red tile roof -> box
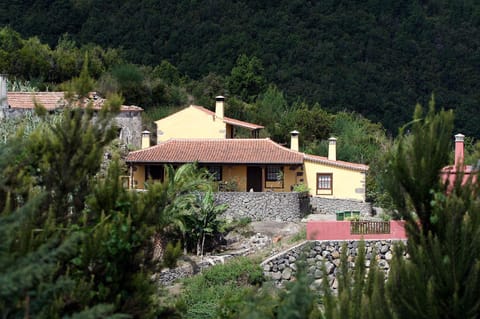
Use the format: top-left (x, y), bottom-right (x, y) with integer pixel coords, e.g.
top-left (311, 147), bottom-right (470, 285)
top-left (304, 154), bottom-right (369, 172)
top-left (126, 138), bottom-right (303, 164)
top-left (7, 92), bottom-right (143, 112)
top-left (7, 92), bottom-right (66, 110)
top-left (191, 105), bottom-right (264, 130)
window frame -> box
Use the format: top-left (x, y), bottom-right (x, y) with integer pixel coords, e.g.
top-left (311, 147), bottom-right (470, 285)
top-left (266, 166), bottom-right (283, 182)
top-left (146, 165), bottom-right (164, 182)
top-left (316, 173), bottom-right (333, 195)
top-left (207, 165), bottom-right (223, 181)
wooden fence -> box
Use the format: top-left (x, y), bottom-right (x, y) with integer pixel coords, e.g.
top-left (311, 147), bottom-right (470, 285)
top-left (350, 221), bottom-right (390, 235)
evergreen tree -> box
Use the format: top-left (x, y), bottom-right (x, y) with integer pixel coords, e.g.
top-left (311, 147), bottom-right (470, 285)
top-left (0, 66), bottom-right (162, 317)
top-left (384, 98), bottom-right (454, 240)
top-left (0, 138), bottom-right (122, 319)
top-left (321, 241), bottom-right (393, 319)
top-left (227, 54), bottom-right (266, 103)
top-left (0, 192), bottom-right (70, 318)
top-left (276, 259), bottom-right (322, 319)
top-left (25, 63), bottom-right (120, 218)
top-left (383, 103), bottom-right (480, 318)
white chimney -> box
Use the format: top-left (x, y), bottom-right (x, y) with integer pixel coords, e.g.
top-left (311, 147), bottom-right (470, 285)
top-left (454, 133), bottom-right (465, 168)
top-left (141, 130), bottom-right (151, 149)
top-left (290, 130), bottom-right (299, 152)
top-left (0, 74), bottom-right (8, 111)
top-left (215, 96), bottom-right (224, 119)
top-left (328, 137), bottom-right (337, 161)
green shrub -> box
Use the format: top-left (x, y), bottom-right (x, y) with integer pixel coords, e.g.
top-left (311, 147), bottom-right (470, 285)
top-left (293, 183), bottom-right (310, 193)
top-left (176, 257), bottom-right (264, 318)
top-left (163, 241), bottom-right (182, 269)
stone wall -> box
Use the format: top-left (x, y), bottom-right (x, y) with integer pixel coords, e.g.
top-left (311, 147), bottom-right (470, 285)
top-left (156, 256), bottom-right (234, 286)
top-left (113, 111), bottom-right (142, 148)
top-left (261, 239), bottom-right (406, 290)
top-left (1, 108), bottom-right (143, 148)
top-left (214, 191), bottom-right (311, 222)
top-left (310, 197), bottom-right (372, 216)
top-left (1, 107), bottom-right (31, 118)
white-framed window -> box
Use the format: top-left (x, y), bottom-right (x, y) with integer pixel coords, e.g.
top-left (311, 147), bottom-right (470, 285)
top-left (317, 173), bottom-right (332, 194)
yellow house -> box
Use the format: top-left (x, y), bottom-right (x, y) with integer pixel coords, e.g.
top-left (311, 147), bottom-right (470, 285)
top-left (303, 138), bottom-right (368, 201)
top-left (127, 98), bottom-right (368, 201)
top-left (126, 138), bottom-right (304, 192)
top-left (155, 96), bottom-right (263, 141)
top-left (127, 136), bottom-right (368, 201)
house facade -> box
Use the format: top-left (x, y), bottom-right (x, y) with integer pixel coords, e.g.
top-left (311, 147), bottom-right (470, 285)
top-left (127, 138), bottom-right (304, 192)
top-left (304, 145), bottom-right (368, 201)
top-left (0, 76), bottom-right (143, 147)
top-left (154, 96), bottom-right (263, 142)
top-left (126, 97), bottom-right (369, 201)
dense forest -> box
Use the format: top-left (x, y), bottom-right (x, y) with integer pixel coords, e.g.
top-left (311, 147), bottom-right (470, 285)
top-left (1, 0), bottom-right (480, 137)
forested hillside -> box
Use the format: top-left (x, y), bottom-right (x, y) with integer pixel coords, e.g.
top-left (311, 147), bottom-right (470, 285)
top-left (1, 0), bottom-right (480, 137)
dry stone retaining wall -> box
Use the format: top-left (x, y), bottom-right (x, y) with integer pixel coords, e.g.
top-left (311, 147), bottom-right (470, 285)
top-left (261, 239), bottom-right (406, 290)
top-left (214, 192), bottom-right (371, 221)
top-left (310, 197), bottom-right (372, 216)
top-left (214, 192), bottom-right (310, 222)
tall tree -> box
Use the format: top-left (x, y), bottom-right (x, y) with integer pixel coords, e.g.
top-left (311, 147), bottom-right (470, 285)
top-left (384, 98), bottom-right (454, 239)
top-left (0, 64), bottom-right (162, 317)
top-left (383, 102), bottom-right (480, 319)
top-left (227, 54), bottom-right (266, 103)
top-left (0, 120), bottom-right (128, 319)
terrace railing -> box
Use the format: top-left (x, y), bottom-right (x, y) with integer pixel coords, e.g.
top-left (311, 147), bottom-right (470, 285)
top-left (350, 220), bottom-right (390, 235)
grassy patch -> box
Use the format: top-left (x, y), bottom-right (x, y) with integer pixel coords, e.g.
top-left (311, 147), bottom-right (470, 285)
top-left (288, 226), bottom-right (306, 244)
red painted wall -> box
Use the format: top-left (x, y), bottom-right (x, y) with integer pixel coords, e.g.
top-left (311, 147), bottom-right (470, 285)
top-left (306, 220), bottom-right (407, 240)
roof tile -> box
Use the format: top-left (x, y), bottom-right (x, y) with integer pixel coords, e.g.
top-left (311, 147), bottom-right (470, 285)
top-left (304, 154), bottom-right (368, 171)
top-left (7, 92), bottom-right (143, 112)
top-left (126, 138), bottom-right (303, 164)
top-left (192, 105), bottom-right (264, 130)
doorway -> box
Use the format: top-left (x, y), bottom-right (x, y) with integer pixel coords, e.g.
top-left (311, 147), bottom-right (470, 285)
top-left (247, 166), bottom-right (263, 192)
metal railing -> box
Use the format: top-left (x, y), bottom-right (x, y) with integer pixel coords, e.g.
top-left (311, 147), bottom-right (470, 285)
top-left (350, 221), bottom-right (390, 234)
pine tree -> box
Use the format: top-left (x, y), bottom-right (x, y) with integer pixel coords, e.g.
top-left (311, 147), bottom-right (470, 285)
top-left (321, 241), bottom-right (393, 319)
top-left (0, 64), bottom-right (160, 317)
top-left (384, 98), bottom-right (454, 241)
top-left (0, 140), bottom-right (120, 319)
top-left (383, 102), bottom-right (480, 318)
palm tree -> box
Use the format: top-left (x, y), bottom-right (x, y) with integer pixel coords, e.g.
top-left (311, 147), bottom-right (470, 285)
top-left (141, 163), bottom-right (214, 261)
top-left (190, 190), bottom-right (228, 256)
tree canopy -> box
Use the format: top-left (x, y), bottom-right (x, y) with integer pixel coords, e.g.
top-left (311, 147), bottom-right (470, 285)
top-left (2, 0), bottom-right (479, 137)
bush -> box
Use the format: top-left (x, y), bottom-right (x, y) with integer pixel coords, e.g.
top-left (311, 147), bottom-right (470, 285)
top-left (163, 241), bottom-right (182, 269)
top-left (293, 183), bottom-right (310, 193)
top-left (176, 257), bottom-right (264, 318)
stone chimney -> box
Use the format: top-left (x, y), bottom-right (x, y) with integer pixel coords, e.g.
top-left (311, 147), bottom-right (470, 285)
top-left (141, 130), bottom-right (151, 149)
top-left (0, 74), bottom-right (8, 115)
top-left (215, 96), bottom-right (224, 119)
top-left (290, 130), bottom-right (299, 152)
top-left (328, 137), bottom-right (337, 161)
top-left (454, 133), bottom-right (465, 168)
